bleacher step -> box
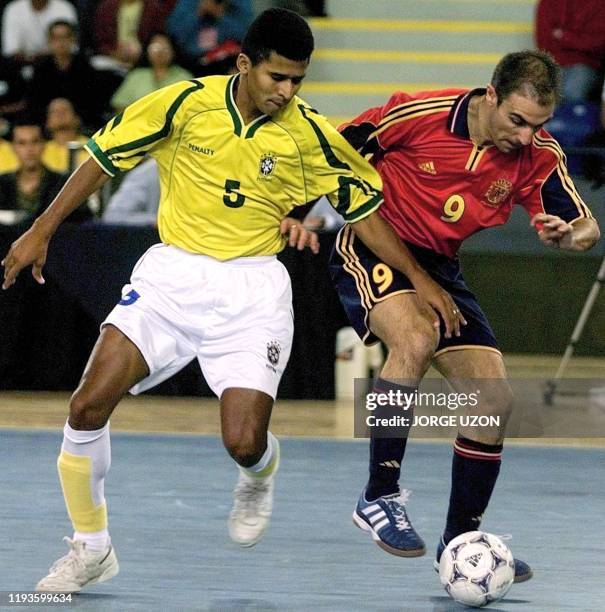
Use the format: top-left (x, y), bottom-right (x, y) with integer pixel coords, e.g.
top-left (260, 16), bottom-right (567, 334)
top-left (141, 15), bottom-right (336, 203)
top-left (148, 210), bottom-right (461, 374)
top-left (325, 0), bottom-right (536, 22)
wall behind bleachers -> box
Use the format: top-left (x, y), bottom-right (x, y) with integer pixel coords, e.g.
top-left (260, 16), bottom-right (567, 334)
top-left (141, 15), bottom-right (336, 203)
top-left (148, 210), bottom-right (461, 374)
top-left (304, 0), bottom-right (537, 123)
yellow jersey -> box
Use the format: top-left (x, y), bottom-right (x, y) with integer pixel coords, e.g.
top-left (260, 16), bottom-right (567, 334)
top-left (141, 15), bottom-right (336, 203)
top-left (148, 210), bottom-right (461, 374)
top-left (86, 75), bottom-right (383, 260)
top-left (0, 139), bottom-right (19, 174)
top-left (43, 137), bottom-right (89, 174)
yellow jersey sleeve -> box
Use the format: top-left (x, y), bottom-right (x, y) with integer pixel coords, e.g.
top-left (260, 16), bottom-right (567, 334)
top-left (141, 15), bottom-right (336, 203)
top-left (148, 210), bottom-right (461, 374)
top-left (297, 104), bottom-right (383, 222)
top-left (85, 79), bottom-right (204, 176)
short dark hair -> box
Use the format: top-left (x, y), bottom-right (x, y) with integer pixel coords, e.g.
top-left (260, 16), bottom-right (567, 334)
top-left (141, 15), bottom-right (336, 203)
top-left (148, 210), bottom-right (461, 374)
top-left (491, 50), bottom-right (561, 106)
top-left (48, 19), bottom-right (77, 37)
top-left (241, 8), bottom-right (314, 65)
top-left (9, 115), bottom-right (43, 140)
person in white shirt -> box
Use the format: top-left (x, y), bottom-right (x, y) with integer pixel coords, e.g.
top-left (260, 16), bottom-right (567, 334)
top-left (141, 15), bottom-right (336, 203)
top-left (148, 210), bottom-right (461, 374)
top-left (1, 0), bottom-right (77, 63)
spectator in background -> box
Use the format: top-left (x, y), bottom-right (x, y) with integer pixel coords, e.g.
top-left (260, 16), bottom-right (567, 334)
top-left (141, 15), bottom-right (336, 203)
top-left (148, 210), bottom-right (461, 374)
top-left (1, 0), bottom-right (77, 64)
top-left (110, 32), bottom-right (192, 111)
top-left (102, 157), bottom-right (159, 225)
top-left (28, 20), bottom-right (105, 128)
top-left (0, 55), bottom-right (28, 126)
top-left (166, 0), bottom-right (252, 73)
top-left (0, 119), bottom-right (90, 223)
top-left (535, 0), bottom-right (605, 103)
top-left (42, 98), bottom-right (88, 173)
top-left (92, 0), bottom-right (168, 69)
top-left (0, 137), bottom-right (20, 173)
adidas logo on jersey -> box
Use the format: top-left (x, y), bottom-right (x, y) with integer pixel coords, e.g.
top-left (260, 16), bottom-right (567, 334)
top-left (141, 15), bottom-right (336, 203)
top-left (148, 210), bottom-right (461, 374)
top-left (418, 161), bottom-right (436, 175)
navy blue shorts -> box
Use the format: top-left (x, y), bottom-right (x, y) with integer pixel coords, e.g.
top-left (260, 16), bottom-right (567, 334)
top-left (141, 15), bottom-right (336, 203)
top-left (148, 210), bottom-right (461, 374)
top-left (329, 225), bottom-right (499, 356)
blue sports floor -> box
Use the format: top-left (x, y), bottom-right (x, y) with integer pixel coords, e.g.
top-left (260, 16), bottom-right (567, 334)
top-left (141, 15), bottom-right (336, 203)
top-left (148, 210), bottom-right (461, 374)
top-left (0, 430), bottom-right (603, 611)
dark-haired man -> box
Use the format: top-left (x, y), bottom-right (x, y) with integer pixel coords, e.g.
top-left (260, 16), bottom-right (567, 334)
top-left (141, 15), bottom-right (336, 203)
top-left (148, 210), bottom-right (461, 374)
top-left (28, 20), bottom-right (104, 128)
top-left (0, 119), bottom-right (89, 223)
top-left (331, 50), bottom-right (599, 580)
top-left (2, 8), bottom-right (460, 592)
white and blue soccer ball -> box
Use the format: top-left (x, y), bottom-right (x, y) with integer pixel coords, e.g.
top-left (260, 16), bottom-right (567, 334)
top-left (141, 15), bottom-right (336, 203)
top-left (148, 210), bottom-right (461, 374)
top-left (439, 531), bottom-right (515, 608)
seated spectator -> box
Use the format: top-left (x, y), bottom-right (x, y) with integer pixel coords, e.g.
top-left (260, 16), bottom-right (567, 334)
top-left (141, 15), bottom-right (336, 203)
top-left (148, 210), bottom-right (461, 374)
top-left (166, 0), bottom-right (252, 72)
top-left (102, 157), bottom-right (159, 225)
top-left (110, 32), bottom-right (192, 111)
top-left (92, 0), bottom-right (168, 69)
top-left (0, 118), bottom-right (90, 224)
top-left (1, 0), bottom-right (77, 64)
top-left (0, 137), bottom-right (20, 173)
top-left (42, 98), bottom-right (89, 173)
top-left (27, 20), bottom-right (106, 128)
top-left (535, 0), bottom-right (605, 103)
top-left (0, 55), bottom-right (28, 126)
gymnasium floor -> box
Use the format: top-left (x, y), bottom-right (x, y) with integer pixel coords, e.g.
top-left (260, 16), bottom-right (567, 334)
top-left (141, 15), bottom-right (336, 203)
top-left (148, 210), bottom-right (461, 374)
top-left (0, 355), bottom-right (604, 611)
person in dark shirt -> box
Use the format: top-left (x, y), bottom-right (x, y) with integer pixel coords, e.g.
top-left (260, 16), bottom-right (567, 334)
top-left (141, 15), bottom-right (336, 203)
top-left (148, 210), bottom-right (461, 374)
top-left (0, 55), bottom-right (27, 127)
top-left (0, 119), bottom-right (90, 223)
top-left (27, 20), bottom-right (106, 129)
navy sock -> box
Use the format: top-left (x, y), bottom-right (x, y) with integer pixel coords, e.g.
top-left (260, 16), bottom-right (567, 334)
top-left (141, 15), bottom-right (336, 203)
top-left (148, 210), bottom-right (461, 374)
top-left (365, 379), bottom-right (415, 501)
top-left (443, 435), bottom-right (503, 543)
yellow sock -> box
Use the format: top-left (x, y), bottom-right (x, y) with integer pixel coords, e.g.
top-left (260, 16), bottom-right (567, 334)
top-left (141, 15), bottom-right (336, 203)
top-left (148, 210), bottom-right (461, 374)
top-left (57, 450), bottom-right (108, 533)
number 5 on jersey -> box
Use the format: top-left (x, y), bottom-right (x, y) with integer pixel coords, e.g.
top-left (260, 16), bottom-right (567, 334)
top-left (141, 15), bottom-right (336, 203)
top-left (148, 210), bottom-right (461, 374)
top-left (223, 179), bottom-right (246, 208)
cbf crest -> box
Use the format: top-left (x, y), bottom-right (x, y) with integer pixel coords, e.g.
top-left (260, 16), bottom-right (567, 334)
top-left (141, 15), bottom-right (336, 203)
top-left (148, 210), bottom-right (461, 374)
top-left (259, 153), bottom-right (277, 179)
top-left (483, 178), bottom-right (513, 208)
top-left (267, 341), bottom-right (281, 366)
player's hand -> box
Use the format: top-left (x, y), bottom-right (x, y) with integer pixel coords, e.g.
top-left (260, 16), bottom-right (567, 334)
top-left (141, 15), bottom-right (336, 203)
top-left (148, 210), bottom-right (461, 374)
top-left (531, 213), bottom-right (574, 249)
top-left (412, 273), bottom-right (466, 338)
top-left (1, 225), bottom-right (50, 290)
top-left (280, 217), bottom-right (320, 254)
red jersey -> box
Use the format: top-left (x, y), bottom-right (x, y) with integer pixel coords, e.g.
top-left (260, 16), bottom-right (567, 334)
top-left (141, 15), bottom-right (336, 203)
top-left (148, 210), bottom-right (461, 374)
top-left (340, 88), bottom-right (593, 258)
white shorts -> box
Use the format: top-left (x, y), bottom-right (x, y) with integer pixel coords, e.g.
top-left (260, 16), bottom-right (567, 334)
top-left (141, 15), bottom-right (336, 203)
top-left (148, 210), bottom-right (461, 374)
top-left (102, 244), bottom-right (294, 399)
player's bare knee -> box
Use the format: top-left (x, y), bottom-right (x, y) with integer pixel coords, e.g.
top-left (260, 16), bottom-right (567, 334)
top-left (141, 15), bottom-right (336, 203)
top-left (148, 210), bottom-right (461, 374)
top-left (461, 393), bottom-right (514, 445)
top-left (68, 392), bottom-right (111, 431)
top-left (480, 383), bottom-right (514, 421)
top-left (385, 326), bottom-right (438, 373)
top-left (222, 432), bottom-right (264, 468)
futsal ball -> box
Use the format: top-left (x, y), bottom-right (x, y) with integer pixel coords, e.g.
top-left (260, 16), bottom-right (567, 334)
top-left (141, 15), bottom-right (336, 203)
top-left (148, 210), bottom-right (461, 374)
top-left (439, 531), bottom-right (515, 608)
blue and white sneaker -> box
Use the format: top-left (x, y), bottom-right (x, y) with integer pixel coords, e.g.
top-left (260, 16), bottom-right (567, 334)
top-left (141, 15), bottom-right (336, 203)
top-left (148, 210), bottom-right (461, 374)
top-left (434, 535), bottom-right (533, 583)
top-left (352, 489), bottom-right (426, 557)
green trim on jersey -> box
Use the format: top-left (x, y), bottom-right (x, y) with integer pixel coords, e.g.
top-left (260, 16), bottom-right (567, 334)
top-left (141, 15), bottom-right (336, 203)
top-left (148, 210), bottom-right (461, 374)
top-left (344, 193), bottom-right (383, 221)
top-left (111, 112), bottom-right (124, 130)
top-left (226, 75), bottom-right (242, 137)
top-left (245, 115), bottom-right (272, 139)
top-left (299, 103), bottom-right (381, 219)
top-left (85, 138), bottom-right (117, 176)
top-left (299, 105), bottom-right (349, 170)
top-left (225, 75), bottom-right (272, 139)
top-left (105, 80), bottom-right (204, 156)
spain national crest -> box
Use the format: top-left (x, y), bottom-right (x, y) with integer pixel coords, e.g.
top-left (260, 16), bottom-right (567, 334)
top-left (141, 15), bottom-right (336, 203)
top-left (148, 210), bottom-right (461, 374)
top-left (483, 178), bottom-right (513, 208)
top-left (267, 341), bottom-right (281, 366)
top-left (259, 153), bottom-right (277, 178)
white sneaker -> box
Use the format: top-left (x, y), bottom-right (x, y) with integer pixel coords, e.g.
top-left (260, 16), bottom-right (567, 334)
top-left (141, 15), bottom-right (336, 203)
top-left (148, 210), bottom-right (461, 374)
top-left (36, 537), bottom-right (119, 593)
top-left (228, 444), bottom-right (280, 547)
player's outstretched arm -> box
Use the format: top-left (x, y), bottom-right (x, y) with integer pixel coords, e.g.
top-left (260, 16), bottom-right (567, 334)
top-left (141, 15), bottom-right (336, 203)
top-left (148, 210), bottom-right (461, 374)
top-left (531, 214), bottom-right (600, 251)
top-left (351, 211), bottom-right (466, 338)
top-left (1, 158), bottom-right (109, 290)
top-left (280, 217), bottom-right (320, 254)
